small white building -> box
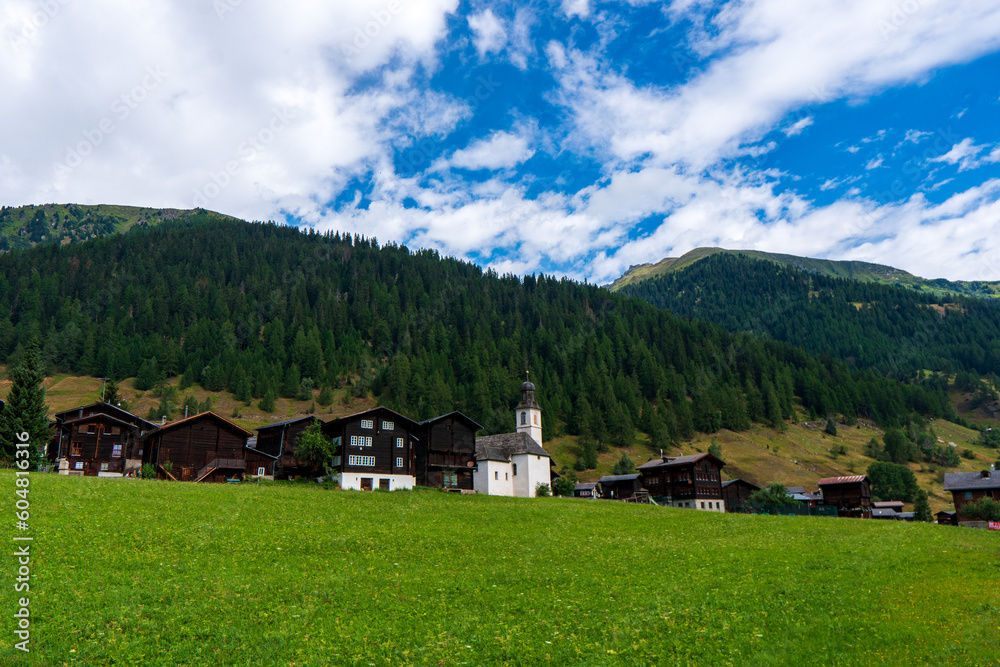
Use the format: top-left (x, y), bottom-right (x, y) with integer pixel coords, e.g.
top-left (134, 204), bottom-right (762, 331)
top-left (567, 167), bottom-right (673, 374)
top-left (474, 380), bottom-right (552, 497)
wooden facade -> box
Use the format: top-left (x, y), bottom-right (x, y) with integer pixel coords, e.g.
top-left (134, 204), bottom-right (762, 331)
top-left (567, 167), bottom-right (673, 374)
top-left (597, 474), bottom-right (643, 500)
top-left (817, 475), bottom-right (872, 518)
top-left (321, 407), bottom-right (418, 488)
top-left (49, 402), bottom-right (156, 476)
top-left (142, 412), bottom-right (251, 482)
top-left (637, 453), bottom-right (725, 510)
top-left (721, 479), bottom-right (760, 512)
top-left (251, 416), bottom-right (325, 479)
top-left (417, 412), bottom-right (480, 490)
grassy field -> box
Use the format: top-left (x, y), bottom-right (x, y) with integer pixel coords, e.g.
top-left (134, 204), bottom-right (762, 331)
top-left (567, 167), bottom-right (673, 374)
top-left (1, 472), bottom-right (998, 666)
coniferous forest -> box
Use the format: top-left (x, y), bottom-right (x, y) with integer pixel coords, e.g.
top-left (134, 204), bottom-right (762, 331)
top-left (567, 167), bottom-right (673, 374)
top-left (620, 252), bottom-right (1000, 381)
top-left (0, 216), bottom-right (958, 452)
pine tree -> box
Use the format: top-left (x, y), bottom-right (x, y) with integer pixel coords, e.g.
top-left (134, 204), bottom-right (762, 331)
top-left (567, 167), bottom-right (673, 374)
top-left (259, 388), bottom-right (276, 413)
top-left (913, 489), bottom-right (932, 522)
top-left (0, 340), bottom-right (51, 468)
top-left (317, 384), bottom-right (334, 407)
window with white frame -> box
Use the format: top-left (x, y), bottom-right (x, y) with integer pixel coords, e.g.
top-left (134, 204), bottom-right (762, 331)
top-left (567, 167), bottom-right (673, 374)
top-left (258, 467), bottom-right (266, 476)
top-left (382, 421), bottom-right (394, 430)
top-left (396, 437), bottom-right (404, 448)
top-left (350, 435), bottom-right (372, 447)
top-left (100, 462), bottom-right (109, 471)
top-left (75, 461), bottom-right (84, 470)
top-left (111, 444), bottom-right (123, 457)
top-left (396, 457), bottom-right (403, 468)
top-left (360, 419), bottom-right (374, 429)
top-left (348, 455), bottom-right (375, 467)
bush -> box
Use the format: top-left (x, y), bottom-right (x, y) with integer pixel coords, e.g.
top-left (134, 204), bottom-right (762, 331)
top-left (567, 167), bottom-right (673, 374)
top-left (535, 483), bottom-right (551, 497)
top-left (961, 448), bottom-right (976, 460)
top-left (961, 497), bottom-right (1000, 521)
top-left (830, 443), bottom-right (848, 459)
top-left (140, 463), bottom-right (156, 479)
top-left (552, 477), bottom-right (576, 497)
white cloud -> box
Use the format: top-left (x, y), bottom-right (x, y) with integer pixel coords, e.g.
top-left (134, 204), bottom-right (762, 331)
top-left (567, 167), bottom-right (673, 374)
top-left (902, 129), bottom-right (932, 144)
top-left (446, 131), bottom-right (535, 171)
top-left (930, 137), bottom-right (1000, 171)
top-left (865, 156), bottom-right (884, 170)
top-left (782, 116), bottom-right (814, 136)
top-left (468, 9), bottom-right (506, 57)
top-left (562, 0), bottom-right (590, 18)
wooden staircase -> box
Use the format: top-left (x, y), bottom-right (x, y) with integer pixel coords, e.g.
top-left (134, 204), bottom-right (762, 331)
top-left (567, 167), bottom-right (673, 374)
top-left (195, 458), bottom-right (245, 483)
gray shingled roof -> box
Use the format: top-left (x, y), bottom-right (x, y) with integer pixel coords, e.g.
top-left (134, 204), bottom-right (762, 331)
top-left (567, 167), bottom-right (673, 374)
top-left (943, 471), bottom-right (1000, 491)
top-left (637, 453), bottom-right (715, 470)
top-left (575, 482), bottom-right (598, 491)
top-left (475, 432), bottom-right (551, 462)
top-left (598, 474), bottom-right (641, 483)
top-left (257, 416), bottom-right (322, 431)
top-left (871, 508), bottom-right (899, 518)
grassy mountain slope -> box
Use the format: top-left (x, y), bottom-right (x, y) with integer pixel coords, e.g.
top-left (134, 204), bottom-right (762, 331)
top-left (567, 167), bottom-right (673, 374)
top-left (0, 203), bottom-right (238, 252)
top-left (5, 471), bottom-right (998, 665)
top-left (608, 247), bottom-right (1000, 299)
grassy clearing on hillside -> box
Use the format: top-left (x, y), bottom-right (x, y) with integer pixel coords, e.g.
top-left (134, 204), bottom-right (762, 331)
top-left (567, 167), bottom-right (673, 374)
top-left (2, 473), bottom-right (998, 666)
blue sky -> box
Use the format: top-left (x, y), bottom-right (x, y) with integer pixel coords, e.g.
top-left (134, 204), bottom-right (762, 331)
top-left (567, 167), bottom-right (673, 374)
top-left (2, 0), bottom-right (999, 283)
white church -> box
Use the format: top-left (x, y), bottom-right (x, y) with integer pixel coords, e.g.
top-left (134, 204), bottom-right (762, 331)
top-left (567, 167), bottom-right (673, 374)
top-left (473, 378), bottom-right (553, 497)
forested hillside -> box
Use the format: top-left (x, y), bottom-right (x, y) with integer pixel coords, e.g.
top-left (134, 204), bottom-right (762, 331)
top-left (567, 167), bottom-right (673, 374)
top-left (620, 252), bottom-right (1000, 385)
top-left (0, 217), bottom-right (957, 463)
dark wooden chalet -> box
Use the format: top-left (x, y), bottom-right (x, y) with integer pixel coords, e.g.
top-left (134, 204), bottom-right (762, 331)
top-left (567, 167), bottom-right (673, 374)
top-left (721, 479), bottom-right (760, 512)
top-left (936, 510), bottom-right (957, 526)
top-left (48, 402), bottom-right (156, 476)
top-left (417, 412), bottom-right (481, 490)
top-left (321, 407), bottom-right (419, 491)
top-left (574, 482), bottom-right (599, 498)
top-left (597, 474), bottom-right (643, 500)
top-left (141, 412), bottom-right (252, 482)
top-left (943, 469), bottom-right (1000, 523)
top-left (872, 500), bottom-right (905, 513)
top-left (249, 416), bottom-right (325, 479)
top-left (816, 475), bottom-right (872, 518)
top-left (637, 453), bottom-right (726, 510)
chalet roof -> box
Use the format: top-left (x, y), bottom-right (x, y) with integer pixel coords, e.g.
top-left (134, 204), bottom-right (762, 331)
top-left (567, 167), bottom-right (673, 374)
top-left (871, 508), bottom-right (899, 519)
top-left (936, 510), bottom-right (956, 517)
top-left (61, 412), bottom-right (139, 429)
top-left (575, 482), bottom-right (598, 491)
top-left (256, 415), bottom-right (323, 432)
top-left (817, 475), bottom-right (867, 486)
top-left (943, 471), bottom-right (1000, 491)
top-left (420, 411), bottom-right (484, 432)
top-left (789, 493), bottom-right (814, 502)
top-left (475, 432), bottom-right (551, 462)
top-left (141, 411), bottom-right (252, 439)
top-left (785, 486), bottom-right (806, 494)
top-left (54, 402), bottom-right (156, 429)
top-left (721, 479), bottom-right (760, 490)
top-left (598, 474), bottom-right (641, 483)
top-left (873, 501), bottom-right (905, 509)
top-left (322, 406), bottom-right (419, 431)
top-left (637, 452), bottom-right (725, 470)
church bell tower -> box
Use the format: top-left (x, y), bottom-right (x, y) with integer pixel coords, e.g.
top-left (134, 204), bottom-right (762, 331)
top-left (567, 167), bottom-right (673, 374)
top-left (515, 373), bottom-right (542, 445)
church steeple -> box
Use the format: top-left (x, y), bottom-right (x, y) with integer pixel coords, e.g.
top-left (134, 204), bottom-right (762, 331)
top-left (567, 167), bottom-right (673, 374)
top-left (515, 371), bottom-right (542, 445)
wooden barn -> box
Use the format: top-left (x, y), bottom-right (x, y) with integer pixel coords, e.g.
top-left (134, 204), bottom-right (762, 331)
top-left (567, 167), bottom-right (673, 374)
top-left (141, 412), bottom-right (252, 482)
top-left (574, 482), bottom-right (599, 498)
top-left (48, 402), bottom-right (156, 477)
top-left (637, 453), bottom-right (726, 512)
top-left (936, 510), bottom-right (957, 526)
top-left (321, 407), bottom-right (419, 491)
top-left (249, 416), bottom-right (326, 480)
top-left (943, 470), bottom-right (999, 523)
top-left (417, 412), bottom-right (481, 490)
top-left (721, 479), bottom-right (760, 512)
top-left (817, 475), bottom-right (872, 518)
top-left (597, 474), bottom-right (643, 500)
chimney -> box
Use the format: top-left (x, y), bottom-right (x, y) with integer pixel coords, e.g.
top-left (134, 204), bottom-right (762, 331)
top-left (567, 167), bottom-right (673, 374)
top-left (161, 416), bottom-right (166, 426)
top-left (982, 470), bottom-right (991, 478)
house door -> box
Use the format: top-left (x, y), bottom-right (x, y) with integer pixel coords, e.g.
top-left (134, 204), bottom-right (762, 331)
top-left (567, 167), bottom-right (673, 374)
top-left (360, 478), bottom-right (373, 491)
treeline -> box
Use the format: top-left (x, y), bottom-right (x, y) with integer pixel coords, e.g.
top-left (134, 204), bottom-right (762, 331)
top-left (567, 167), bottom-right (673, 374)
top-left (0, 217), bottom-right (956, 454)
top-left (620, 252), bottom-right (1000, 380)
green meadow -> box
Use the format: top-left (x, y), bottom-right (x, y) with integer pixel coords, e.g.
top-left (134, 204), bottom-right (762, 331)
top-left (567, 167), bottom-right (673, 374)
top-left (2, 472), bottom-right (998, 666)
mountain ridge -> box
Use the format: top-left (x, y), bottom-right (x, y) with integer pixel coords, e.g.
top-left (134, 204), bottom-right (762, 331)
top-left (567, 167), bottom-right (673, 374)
top-left (608, 247), bottom-right (1000, 299)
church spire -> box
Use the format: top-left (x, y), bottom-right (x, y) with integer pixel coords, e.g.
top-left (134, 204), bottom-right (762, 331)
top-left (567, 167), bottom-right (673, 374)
top-left (515, 372), bottom-right (542, 445)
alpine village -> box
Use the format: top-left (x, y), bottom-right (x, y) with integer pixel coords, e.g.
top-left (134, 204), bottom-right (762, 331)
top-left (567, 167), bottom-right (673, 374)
top-left (4, 205), bottom-right (999, 528)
